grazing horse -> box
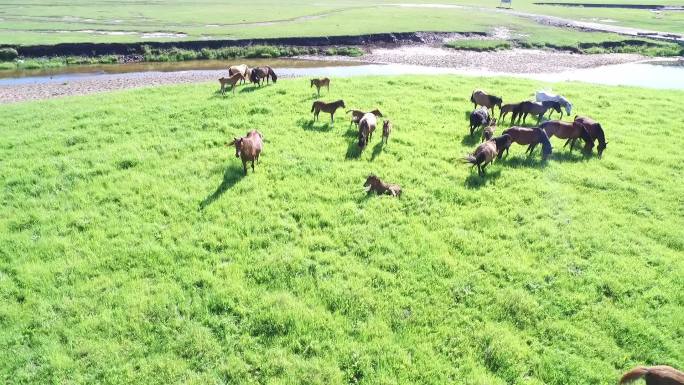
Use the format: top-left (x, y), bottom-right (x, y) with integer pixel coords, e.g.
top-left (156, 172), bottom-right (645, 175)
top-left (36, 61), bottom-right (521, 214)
top-left (540, 120), bottom-right (593, 154)
top-left (499, 103), bottom-right (520, 122)
top-left (226, 130), bottom-right (263, 175)
top-left (471, 89), bottom-right (503, 114)
top-left (574, 115), bottom-right (607, 158)
top-left (500, 126), bottom-right (553, 160)
top-left (358, 112), bottom-right (377, 148)
top-left (347, 108), bottom-right (383, 128)
top-left (310, 77), bottom-right (330, 96)
top-left (250, 66), bottom-right (277, 86)
top-left (311, 99), bottom-right (346, 124)
top-left (542, 101), bottom-right (563, 119)
top-left (482, 118), bottom-right (497, 142)
top-left (218, 73), bottom-right (244, 95)
top-left (364, 175), bottom-right (402, 197)
top-left (512, 101), bottom-right (557, 125)
top-left (536, 90), bottom-right (572, 116)
top-left (464, 134), bottom-right (512, 176)
top-left (228, 64), bottom-right (249, 84)
top-left (382, 120), bottom-right (392, 144)
top-left (469, 106), bottom-right (491, 137)
top-left (620, 366), bottom-right (684, 385)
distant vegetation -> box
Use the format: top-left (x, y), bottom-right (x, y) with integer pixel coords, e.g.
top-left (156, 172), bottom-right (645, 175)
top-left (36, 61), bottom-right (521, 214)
top-left (445, 39), bottom-right (512, 52)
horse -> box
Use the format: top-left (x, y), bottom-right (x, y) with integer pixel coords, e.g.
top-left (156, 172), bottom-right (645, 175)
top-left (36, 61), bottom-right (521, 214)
top-left (498, 103), bottom-right (520, 122)
top-left (536, 90), bottom-right (572, 116)
top-left (482, 118), bottom-right (497, 142)
top-left (382, 120), bottom-right (392, 144)
top-left (500, 126), bottom-right (553, 160)
top-left (310, 77), bottom-right (330, 97)
top-left (364, 175), bottom-right (402, 197)
top-left (469, 106), bottom-right (491, 137)
top-left (620, 366), bottom-right (684, 385)
top-left (250, 66), bottom-right (277, 86)
top-left (218, 73), bottom-right (244, 95)
top-left (464, 134), bottom-right (511, 176)
top-left (226, 130), bottom-right (263, 175)
top-left (311, 99), bottom-right (346, 124)
top-left (542, 100), bottom-right (563, 119)
top-left (358, 112), bottom-right (377, 148)
top-left (228, 64), bottom-right (249, 84)
top-left (512, 101), bottom-right (558, 125)
top-left (471, 90), bottom-right (503, 114)
top-left (347, 109), bottom-right (383, 128)
top-left (574, 115), bottom-right (607, 158)
top-left (540, 120), bottom-right (593, 154)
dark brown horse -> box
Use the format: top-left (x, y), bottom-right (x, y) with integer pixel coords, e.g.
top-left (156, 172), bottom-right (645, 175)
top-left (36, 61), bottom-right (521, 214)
top-left (540, 120), bottom-right (593, 154)
top-left (464, 134), bottom-right (511, 176)
top-left (226, 130), bottom-right (263, 175)
top-left (498, 103), bottom-right (520, 122)
top-left (250, 66), bottom-right (277, 86)
top-left (500, 126), bottom-right (553, 160)
top-left (311, 99), bottom-right (346, 123)
top-left (310, 77), bottom-right (330, 96)
top-left (574, 115), bottom-right (607, 158)
top-left (512, 101), bottom-right (560, 125)
top-left (620, 366), bottom-right (684, 385)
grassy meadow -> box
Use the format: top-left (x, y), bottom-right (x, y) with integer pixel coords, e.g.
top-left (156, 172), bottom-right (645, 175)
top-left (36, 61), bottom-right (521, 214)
top-left (0, 0), bottom-right (682, 45)
top-left (1, 75), bottom-right (684, 385)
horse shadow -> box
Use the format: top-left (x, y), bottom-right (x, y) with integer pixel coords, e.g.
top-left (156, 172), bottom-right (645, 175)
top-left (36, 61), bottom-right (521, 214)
top-left (199, 165), bottom-right (244, 210)
top-left (239, 85), bottom-right (263, 93)
top-left (461, 134), bottom-right (481, 147)
top-left (463, 111), bottom-right (471, 121)
top-left (370, 141), bottom-right (383, 161)
top-left (343, 126), bottom-right (358, 138)
top-left (549, 150), bottom-right (590, 163)
top-left (345, 140), bottom-right (362, 159)
top-left (499, 155), bottom-right (548, 169)
top-left (298, 118), bottom-right (333, 132)
top-left (464, 168), bottom-right (502, 189)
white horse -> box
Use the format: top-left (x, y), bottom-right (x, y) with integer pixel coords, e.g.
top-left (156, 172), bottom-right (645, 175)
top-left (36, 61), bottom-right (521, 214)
top-left (229, 64), bottom-right (249, 85)
top-left (536, 90), bottom-right (572, 116)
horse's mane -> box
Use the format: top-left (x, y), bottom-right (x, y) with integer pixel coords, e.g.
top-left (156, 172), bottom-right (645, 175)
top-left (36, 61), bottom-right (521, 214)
top-left (594, 123), bottom-right (606, 147)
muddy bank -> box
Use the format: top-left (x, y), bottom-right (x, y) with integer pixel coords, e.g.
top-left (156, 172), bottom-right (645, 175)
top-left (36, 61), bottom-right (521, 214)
top-left (2, 31), bottom-right (482, 58)
top-left (533, 3), bottom-right (684, 10)
top-left (307, 46), bottom-right (647, 73)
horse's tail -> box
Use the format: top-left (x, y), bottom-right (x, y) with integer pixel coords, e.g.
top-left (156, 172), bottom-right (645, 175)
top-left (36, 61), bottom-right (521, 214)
top-left (619, 367), bottom-right (649, 385)
top-left (311, 102), bottom-right (317, 113)
top-left (463, 152), bottom-right (485, 166)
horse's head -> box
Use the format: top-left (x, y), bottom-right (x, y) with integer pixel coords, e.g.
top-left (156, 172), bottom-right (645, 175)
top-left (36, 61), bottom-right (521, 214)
top-left (489, 118), bottom-right (497, 127)
top-left (364, 175), bottom-right (379, 190)
top-left (371, 109), bottom-right (383, 118)
top-left (563, 99), bottom-right (572, 115)
top-left (226, 137), bottom-right (243, 158)
top-left (597, 141), bottom-right (607, 158)
top-left (492, 96), bottom-right (503, 109)
top-left (271, 71), bottom-right (277, 83)
top-left (493, 134), bottom-right (512, 152)
top-left (310, 79), bottom-right (314, 87)
top-left (339, 100), bottom-right (346, 109)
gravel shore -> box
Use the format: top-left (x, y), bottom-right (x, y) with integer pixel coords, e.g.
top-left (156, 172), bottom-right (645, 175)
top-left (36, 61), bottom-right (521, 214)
top-left (0, 47), bottom-right (649, 104)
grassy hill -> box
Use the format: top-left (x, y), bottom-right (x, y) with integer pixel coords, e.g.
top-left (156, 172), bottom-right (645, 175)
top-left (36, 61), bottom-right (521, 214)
top-left (1, 75), bottom-right (683, 385)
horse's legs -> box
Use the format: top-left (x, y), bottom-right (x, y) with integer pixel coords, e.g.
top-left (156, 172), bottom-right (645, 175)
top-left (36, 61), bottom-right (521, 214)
top-left (252, 160), bottom-right (255, 172)
top-left (330, 113), bottom-right (334, 124)
top-left (569, 138), bottom-right (577, 152)
top-left (563, 138), bottom-right (571, 148)
top-left (242, 160), bottom-right (248, 175)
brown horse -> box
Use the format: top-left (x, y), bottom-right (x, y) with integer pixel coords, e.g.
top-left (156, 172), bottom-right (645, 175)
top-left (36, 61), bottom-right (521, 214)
top-left (498, 103), bottom-right (520, 122)
top-left (382, 120), bottom-right (392, 144)
top-left (574, 115), bottom-right (607, 158)
top-left (226, 130), bottom-right (263, 175)
top-left (471, 89), bottom-right (503, 114)
top-left (228, 64), bottom-right (249, 84)
top-left (310, 77), bottom-right (330, 96)
top-left (540, 120), bottom-right (593, 153)
top-left (512, 101), bottom-right (559, 125)
top-left (347, 109), bottom-right (383, 128)
top-left (358, 112), bottom-right (377, 148)
top-left (364, 175), bottom-right (402, 197)
top-left (218, 73), bottom-right (244, 95)
top-left (500, 126), bottom-right (553, 160)
top-left (312, 99), bottom-right (346, 124)
top-left (620, 366), bottom-right (684, 385)
top-left (482, 118), bottom-right (497, 142)
top-left (464, 134), bottom-right (511, 176)
top-left (250, 66), bottom-right (277, 86)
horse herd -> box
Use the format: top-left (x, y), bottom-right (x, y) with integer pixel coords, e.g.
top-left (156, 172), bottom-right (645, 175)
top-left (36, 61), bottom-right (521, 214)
top-left (219, 64), bottom-right (278, 94)
top-left (465, 89), bottom-right (608, 176)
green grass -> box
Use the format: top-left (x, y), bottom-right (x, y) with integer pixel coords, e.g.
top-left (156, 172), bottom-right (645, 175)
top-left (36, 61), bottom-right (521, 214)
top-left (1, 0), bottom-right (682, 45)
top-left (1, 76), bottom-right (683, 385)
top-left (445, 39), bottom-right (512, 51)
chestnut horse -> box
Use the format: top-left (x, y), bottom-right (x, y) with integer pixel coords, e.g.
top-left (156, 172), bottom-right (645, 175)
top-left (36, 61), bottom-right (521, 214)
top-left (364, 175), bottom-right (401, 197)
top-left (574, 115), bottom-right (607, 158)
top-left (464, 134), bottom-right (512, 176)
top-left (471, 90), bottom-right (503, 114)
top-left (218, 73), bottom-right (244, 95)
top-left (540, 120), bottom-right (593, 153)
top-left (500, 126), bottom-right (553, 160)
top-left (311, 99), bottom-right (346, 123)
top-left (620, 366), bottom-right (684, 385)
top-left (226, 130), bottom-right (263, 175)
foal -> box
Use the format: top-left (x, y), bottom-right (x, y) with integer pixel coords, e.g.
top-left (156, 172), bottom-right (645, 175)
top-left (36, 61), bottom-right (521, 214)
top-left (226, 130), bottom-right (263, 175)
top-left (482, 118), bottom-right (497, 142)
top-left (464, 134), bottom-right (511, 176)
top-left (364, 175), bottom-right (402, 197)
top-left (310, 77), bottom-right (330, 96)
top-left (219, 73), bottom-right (244, 95)
top-left (311, 99), bottom-right (346, 124)
top-left (382, 120), bottom-right (392, 144)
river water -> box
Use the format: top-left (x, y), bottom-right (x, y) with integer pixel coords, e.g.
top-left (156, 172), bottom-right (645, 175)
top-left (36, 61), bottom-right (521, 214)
top-left (1, 57), bottom-right (683, 90)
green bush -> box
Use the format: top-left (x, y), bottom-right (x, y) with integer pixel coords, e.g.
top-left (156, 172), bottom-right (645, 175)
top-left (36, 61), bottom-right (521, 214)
top-left (0, 47), bottom-right (19, 61)
top-left (445, 39), bottom-right (512, 52)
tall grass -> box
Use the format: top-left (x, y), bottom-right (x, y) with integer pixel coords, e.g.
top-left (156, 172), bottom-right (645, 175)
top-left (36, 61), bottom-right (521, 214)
top-left (1, 76), bottom-right (683, 385)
